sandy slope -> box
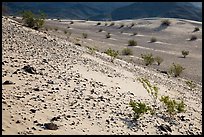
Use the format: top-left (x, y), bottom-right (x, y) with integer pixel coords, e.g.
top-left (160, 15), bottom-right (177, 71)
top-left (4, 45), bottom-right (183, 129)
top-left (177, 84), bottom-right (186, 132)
top-left (2, 17), bottom-right (202, 135)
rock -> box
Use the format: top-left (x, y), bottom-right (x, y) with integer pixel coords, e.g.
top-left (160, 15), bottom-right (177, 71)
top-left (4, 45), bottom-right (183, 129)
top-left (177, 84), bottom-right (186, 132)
top-left (3, 80), bottom-right (15, 85)
top-left (47, 80), bottom-right (54, 84)
top-left (51, 116), bottom-right (61, 122)
top-left (158, 124), bottom-right (172, 132)
top-left (33, 88), bottom-right (40, 91)
top-left (22, 65), bottom-right (37, 74)
top-left (106, 119), bottom-right (110, 124)
top-left (44, 122), bottom-right (58, 130)
top-left (16, 120), bottom-right (20, 124)
top-left (30, 109), bottom-right (36, 113)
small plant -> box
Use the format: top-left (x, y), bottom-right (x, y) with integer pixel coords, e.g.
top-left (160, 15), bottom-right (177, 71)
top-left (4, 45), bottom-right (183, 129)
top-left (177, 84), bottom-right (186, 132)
top-left (122, 48), bottom-right (133, 55)
top-left (128, 40), bottom-right (137, 46)
top-left (106, 33), bottom-right (111, 38)
top-left (129, 100), bottom-right (151, 120)
top-left (154, 56), bottom-right (163, 66)
top-left (193, 27), bottom-right (199, 32)
top-left (87, 46), bottom-right (98, 55)
top-left (104, 48), bottom-right (119, 62)
top-left (185, 80), bottom-right (196, 90)
top-left (161, 19), bottom-right (171, 26)
top-left (169, 63), bottom-right (185, 77)
top-left (189, 35), bottom-right (197, 41)
top-left (98, 29), bottom-right (103, 32)
top-left (150, 37), bottom-right (157, 43)
top-left (97, 22), bottom-right (101, 25)
top-left (82, 33), bottom-right (88, 39)
top-left (160, 96), bottom-right (186, 118)
top-left (181, 50), bottom-right (189, 58)
top-left (138, 77), bottom-right (159, 114)
top-left (141, 53), bottom-right (155, 66)
top-left (119, 24), bottom-right (124, 29)
top-left (109, 22), bottom-right (115, 26)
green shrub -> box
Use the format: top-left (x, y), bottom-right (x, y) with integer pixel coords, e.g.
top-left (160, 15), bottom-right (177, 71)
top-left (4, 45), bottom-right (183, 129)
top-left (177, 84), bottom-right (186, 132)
top-left (189, 35), bottom-right (197, 41)
top-left (21, 10), bottom-right (46, 30)
top-left (150, 37), bottom-right (157, 43)
top-left (129, 100), bottom-right (151, 120)
top-left (82, 33), bottom-right (88, 39)
top-left (181, 50), bottom-right (189, 58)
top-left (128, 40), bottom-right (137, 46)
top-left (87, 46), bottom-right (98, 55)
top-left (154, 56), bottom-right (163, 66)
top-left (122, 48), bottom-right (133, 55)
top-left (160, 96), bottom-right (186, 118)
top-left (106, 33), bottom-right (111, 38)
top-left (104, 48), bottom-right (119, 62)
top-left (141, 53), bottom-right (155, 66)
top-left (161, 19), bottom-right (171, 26)
top-left (169, 63), bottom-right (185, 77)
top-left (185, 80), bottom-right (196, 90)
top-left (138, 77), bottom-right (159, 114)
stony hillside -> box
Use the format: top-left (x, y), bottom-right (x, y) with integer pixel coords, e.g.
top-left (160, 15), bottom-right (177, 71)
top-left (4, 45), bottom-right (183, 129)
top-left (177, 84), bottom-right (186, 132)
top-left (2, 16), bottom-right (202, 135)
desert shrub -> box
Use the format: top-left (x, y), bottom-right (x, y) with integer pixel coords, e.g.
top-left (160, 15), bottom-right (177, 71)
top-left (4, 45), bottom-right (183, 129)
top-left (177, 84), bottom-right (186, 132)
top-left (97, 22), bottom-right (101, 25)
top-left (104, 48), bottom-right (119, 62)
top-left (161, 19), bottom-right (171, 26)
top-left (21, 10), bottom-right (46, 30)
top-left (169, 63), bottom-right (185, 77)
top-left (189, 35), bottom-right (197, 41)
top-left (154, 56), bottom-right (163, 66)
top-left (98, 29), bottom-right (103, 32)
top-left (129, 100), bottom-right (151, 120)
top-left (141, 53), bottom-right (155, 66)
top-left (138, 77), bottom-right (159, 114)
top-left (106, 33), bottom-right (111, 38)
top-left (119, 24), bottom-right (124, 29)
top-left (160, 96), bottom-right (186, 118)
top-left (150, 37), bottom-right (157, 43)
top-left (181, 50), bottom-right (189, 58)
top-left (82, 33), bottom-right (88, 39)
top-left (185, 80), bottom-right (196, 90)
top-left (122, 48), bottom-right (133, 55)
top-left (193, 27), bottom-right (200, 32)
top-left (128, 40), bottom-right (137, 46)
top-left (109, 22), bottom-right (115, 26)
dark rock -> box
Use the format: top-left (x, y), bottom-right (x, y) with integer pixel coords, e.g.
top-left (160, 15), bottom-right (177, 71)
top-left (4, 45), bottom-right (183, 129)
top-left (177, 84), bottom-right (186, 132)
top-left (30, 109), bottom-right (36, 113)
top-left (22, 65), bottom-right (37, 74)
top-left (106, 119), bottom-right (110, 124)
top-left (75, 43), bottom-right (81, 46)
top-left (33, 88), bottom-right (40, 91)
top-left (158, 124), bottom-right (172, 132)
top-left (44, 122), bottom-right (58, 130)
top-left (3, 80), bottom-right (15, 85)
top-left (16, 120), bottom-right (20, 124)
top-left (47, 80), bottom-right (54, 84)
top-left (32, 127), bottom-right (36, 130)
top-left (51, 116), bottom-right (61, 122)
top-left (33, 120), bottom-right (38, 123)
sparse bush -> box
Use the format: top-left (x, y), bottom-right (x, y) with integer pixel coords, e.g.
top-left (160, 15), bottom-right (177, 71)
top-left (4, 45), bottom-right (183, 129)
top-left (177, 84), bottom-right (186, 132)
top-left (106, 33), bottom-right (111, 38)
top-left (161, 19), bottom-right (171, 26)
top-left (150, 37), bottom-right (157, 43)
top-left (129, 100), bottom-right (151, 120)
top-left (169, 63), bottom-right (185, 77)
top-left (154, 56), bottom-right (163, 66)
top-left (87, 46), bottom-right (98, 55)
top-left (138, 77), bottom-right (159, 114)
top-left (82, 33), bottom-right (88, 39)
top-left (128, 40), bottom-right (137, 46)
top-left (122, 48), bottom-right (133, 55)
top-left (97, 22), bottom-right (101, 25)
top-left (189, 35), bottom-right (197, 41)
top-left (104, 48), bottom-right (119, 62)
top-left (185, 80), bottom-right (196, 90)
top-left (141, 53), bottom-right (155, 66)
top-left (193, 27), bottom-right (200, 32)
top-left (21, 10), bottom-right (46, 30)
top-left (160, 96), bottom-right (186, 118)
top-left (181, 50), bottom-right (189, 58)
top-left (98, 29), bottom-right (103, 32)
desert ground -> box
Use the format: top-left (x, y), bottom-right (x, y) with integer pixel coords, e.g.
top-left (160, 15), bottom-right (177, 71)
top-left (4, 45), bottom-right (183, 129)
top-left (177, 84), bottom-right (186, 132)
top-left (2, 16), bottom-right (202, 135)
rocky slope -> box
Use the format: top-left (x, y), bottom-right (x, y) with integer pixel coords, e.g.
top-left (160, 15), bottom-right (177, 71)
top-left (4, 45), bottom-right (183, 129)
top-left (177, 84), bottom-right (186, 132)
top-left (2, 16), bottom-right (202, 135)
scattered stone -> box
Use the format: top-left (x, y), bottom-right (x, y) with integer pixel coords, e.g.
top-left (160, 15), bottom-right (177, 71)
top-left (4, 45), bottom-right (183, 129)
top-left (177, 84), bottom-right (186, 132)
top-left (51, 116), bottom-right (61, 122)
top-left (33, 88), bottom-right (40, 91)
top-left (16, 120), bottom-right (20, 124)
top-left (158, 124), bottom-right (172, 132)
top-left (47, 80), bottom-right (54, 84)
top-left (22, 65), bottom-right (37, 74)
top-left (44, 122), bottom-right (58, 130)
top-left (3, 80), bottom-right (15, 85)
top-left (30, 109), bottom-right (36, 113)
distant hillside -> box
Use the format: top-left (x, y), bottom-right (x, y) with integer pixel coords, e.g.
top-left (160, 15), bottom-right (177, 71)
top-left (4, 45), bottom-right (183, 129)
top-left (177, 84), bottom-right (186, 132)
top-left (3, 2), bottom-right (202, 21)
top-left (111, 2), bottom-right (202, 21)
